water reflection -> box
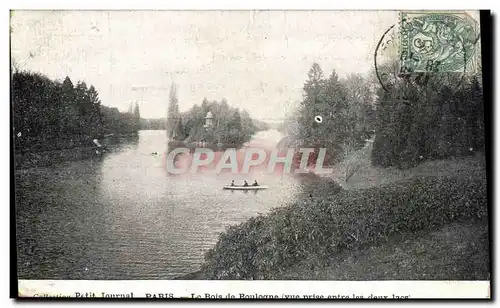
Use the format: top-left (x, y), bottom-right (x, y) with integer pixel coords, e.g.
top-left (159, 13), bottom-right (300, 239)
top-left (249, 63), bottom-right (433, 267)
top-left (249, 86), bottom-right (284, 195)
top-left (16, 130), bottom-right (302, 279)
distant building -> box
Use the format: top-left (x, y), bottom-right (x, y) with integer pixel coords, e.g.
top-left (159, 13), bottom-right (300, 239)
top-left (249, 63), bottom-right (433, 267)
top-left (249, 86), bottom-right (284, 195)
top-left (204, 111), bottom-right (214, 128)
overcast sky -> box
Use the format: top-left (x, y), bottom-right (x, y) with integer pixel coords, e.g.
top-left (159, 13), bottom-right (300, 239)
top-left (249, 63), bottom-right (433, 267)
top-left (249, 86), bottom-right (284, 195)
top-left (11, 10), bottom-right (401, 120)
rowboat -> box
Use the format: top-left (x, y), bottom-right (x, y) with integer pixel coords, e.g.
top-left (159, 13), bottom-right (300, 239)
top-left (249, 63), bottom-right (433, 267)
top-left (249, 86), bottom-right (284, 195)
top-left (222, 185), bottom-right (268, 190)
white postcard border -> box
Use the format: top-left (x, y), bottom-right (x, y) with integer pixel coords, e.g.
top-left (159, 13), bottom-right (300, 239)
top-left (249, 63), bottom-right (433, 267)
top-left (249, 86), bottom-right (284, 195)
top-left (18, 280), bottom-right (490, 299)
top-left (5, 1), bottom-right (497, 306)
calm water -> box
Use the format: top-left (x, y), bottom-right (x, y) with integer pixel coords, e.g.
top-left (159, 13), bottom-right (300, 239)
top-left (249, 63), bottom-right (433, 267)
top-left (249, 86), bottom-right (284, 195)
top-left (15, 130), bottom-right (303, 279)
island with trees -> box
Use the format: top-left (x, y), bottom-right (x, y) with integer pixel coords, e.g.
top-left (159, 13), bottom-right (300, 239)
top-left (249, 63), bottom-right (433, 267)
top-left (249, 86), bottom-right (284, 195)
top-left (164, 83), bottom-right (267, 151)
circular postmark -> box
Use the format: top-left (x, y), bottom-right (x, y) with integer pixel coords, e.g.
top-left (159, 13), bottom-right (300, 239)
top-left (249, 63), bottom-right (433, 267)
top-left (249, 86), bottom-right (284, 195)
top-left (374, 12), bottom-right (481, 93)
top-left (374, 24), bottom-right (427, 92)
top-left (374, 24), bottom-right (398, 92)
top-left (399, 12), bottom-right (480, 74)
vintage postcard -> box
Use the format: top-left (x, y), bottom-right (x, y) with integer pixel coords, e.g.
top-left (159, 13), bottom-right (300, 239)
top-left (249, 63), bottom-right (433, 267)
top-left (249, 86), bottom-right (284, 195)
top-left (11, 9), bottom-right (491, 299)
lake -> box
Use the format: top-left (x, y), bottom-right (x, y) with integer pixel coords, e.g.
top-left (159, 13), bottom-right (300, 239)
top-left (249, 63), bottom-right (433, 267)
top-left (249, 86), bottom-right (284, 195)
top-left (15, 130), bottom-right (304, 279)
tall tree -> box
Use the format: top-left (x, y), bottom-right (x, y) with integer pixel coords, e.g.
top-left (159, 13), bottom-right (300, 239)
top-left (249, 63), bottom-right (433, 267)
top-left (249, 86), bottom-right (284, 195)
top-left (226, 109), bottom-right (243, 145)
top-left (60, 76), bottom-right (78, 135)
top-left (322, 70), bottom-right (350, 156)
top-left (133, 102), bottom-right (141, 131)
top-left (62, 76), bottom-right (74, 89)
top-left (344, 74), bottom-right (376, 145)
top-left (167, 83), bottom-right (180, 139)
top-left (294, 63), bottom-right (355, 163)
top-left (297, 63), bottom-right (325, 144)
top-left (240, 109), bottom-right (258, 138)
top-left (87, 85), bottom-right (102, 136)
top-left (75, 81), bottom-right (92, 135)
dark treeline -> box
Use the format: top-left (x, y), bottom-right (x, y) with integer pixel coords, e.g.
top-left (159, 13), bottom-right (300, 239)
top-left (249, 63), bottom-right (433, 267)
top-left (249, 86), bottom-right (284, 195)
top-left (166, 84), bottom-right (262, 146)
top-left (371, 61), bottom-right (484, 169)
top-left (286, 61), bottom-right (484, 169)
top-left (252, 118), bottom-right (270, 131)
top-left (12, 70), bottom-right (141, 152)
top-left (140, 118), bottom-right (167, 130)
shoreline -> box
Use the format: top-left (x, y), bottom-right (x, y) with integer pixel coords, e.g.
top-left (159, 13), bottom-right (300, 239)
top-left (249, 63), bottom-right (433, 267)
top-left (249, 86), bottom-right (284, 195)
top-left (13, 133), bottom-right (139, 170)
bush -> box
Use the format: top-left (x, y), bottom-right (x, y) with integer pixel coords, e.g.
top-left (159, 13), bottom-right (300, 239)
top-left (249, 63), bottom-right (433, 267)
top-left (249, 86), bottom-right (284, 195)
top-left (200, 175), bottom-right (488, 279)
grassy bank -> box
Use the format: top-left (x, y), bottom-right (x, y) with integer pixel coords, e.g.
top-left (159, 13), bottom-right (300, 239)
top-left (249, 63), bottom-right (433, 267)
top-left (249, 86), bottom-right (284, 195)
top-left (195, 172), bottom-right (488, 280)
top-left (280, 221), bottom-right (489, 280)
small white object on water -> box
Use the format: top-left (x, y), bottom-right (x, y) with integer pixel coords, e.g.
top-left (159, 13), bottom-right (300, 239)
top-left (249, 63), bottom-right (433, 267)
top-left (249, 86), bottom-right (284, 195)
top-left (314, 115), bottom-right (323, 123)
top-left (17, 132), bottom-right (21, 137)
top-left (419, 155), bottom-right (423, 159)
top-left (469, 147), bottom-right (473, 151)
top-left (84, 267), bottom-right (89, 272)
top-left (92, 139), bottom-right (102, 148)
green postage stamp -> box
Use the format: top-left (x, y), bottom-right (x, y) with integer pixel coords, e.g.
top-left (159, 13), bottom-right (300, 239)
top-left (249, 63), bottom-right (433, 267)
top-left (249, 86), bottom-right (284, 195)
top-left (399, 11), bottom-right (480, 74)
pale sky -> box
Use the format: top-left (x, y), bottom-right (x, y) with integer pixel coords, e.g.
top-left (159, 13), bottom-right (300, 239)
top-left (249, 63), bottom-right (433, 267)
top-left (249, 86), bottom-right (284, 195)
top-left (11, 10), bottom-right (399, 120)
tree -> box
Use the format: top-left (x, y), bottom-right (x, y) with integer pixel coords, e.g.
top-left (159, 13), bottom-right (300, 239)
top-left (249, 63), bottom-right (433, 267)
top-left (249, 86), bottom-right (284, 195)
top-left (322, 70), bottom-right (350, 156)
top-left (176, 119), bottom-right (185, 140)
top-left (74, 81), bottom-right (93, 135)
top-left (60, 76), bottom-right (79, 135)
top-left (304, 62), bottom-right (325, 96)
top-left (297, 63), bottom-right (325, 144)
top-left (293, 63), bottom-right (356, 164)
top-left (133, 102), bottom-right (141, 131)
top-left (87, 85), bottom-right (102, 136)
top-left (62, 76), bottom-right (74, 89)
top-left (226, 110), bottom-right (244, 145)
top-left (344, 74), bottom-right (375, 134)
top-left (240, 109), bottom-right (258, 140)
top-left (167, 83), bottom-right (180, 139)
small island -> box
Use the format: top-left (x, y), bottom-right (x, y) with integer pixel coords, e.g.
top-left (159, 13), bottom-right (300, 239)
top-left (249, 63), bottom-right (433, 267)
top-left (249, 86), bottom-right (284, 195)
top-left (164, 84), bottom-right (268, 152)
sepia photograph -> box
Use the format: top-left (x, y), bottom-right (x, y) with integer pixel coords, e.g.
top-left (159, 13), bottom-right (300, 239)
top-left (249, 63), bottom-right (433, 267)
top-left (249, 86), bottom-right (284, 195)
top-left (11, 9), bottom-right (491, 299)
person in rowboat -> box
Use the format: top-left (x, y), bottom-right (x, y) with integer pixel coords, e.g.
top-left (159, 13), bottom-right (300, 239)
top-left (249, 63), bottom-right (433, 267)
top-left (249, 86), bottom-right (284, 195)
top-left (252, 180), bottom-right (259, 187)
top-left (243, 180), bottom-right (249, 187)
top-left (230, 180), bottom-right (235, 186)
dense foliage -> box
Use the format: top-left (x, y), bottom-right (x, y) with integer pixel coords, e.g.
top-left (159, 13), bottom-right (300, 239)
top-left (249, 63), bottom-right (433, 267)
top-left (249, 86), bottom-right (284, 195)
top-left (286, 63), bottom-right (376, 165)
top-left (371, 62), bottom-right (485, 169)
top-left (285, 61), bottom-right (485, 170)
top-left (200, 173), bottom-right (487, 279)
top-left (166, 85), bottom-right (260, 146)
top-left (12, 70), bottom-right (140, 152)
top-left (140, 118), bottom-right (167, 130)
